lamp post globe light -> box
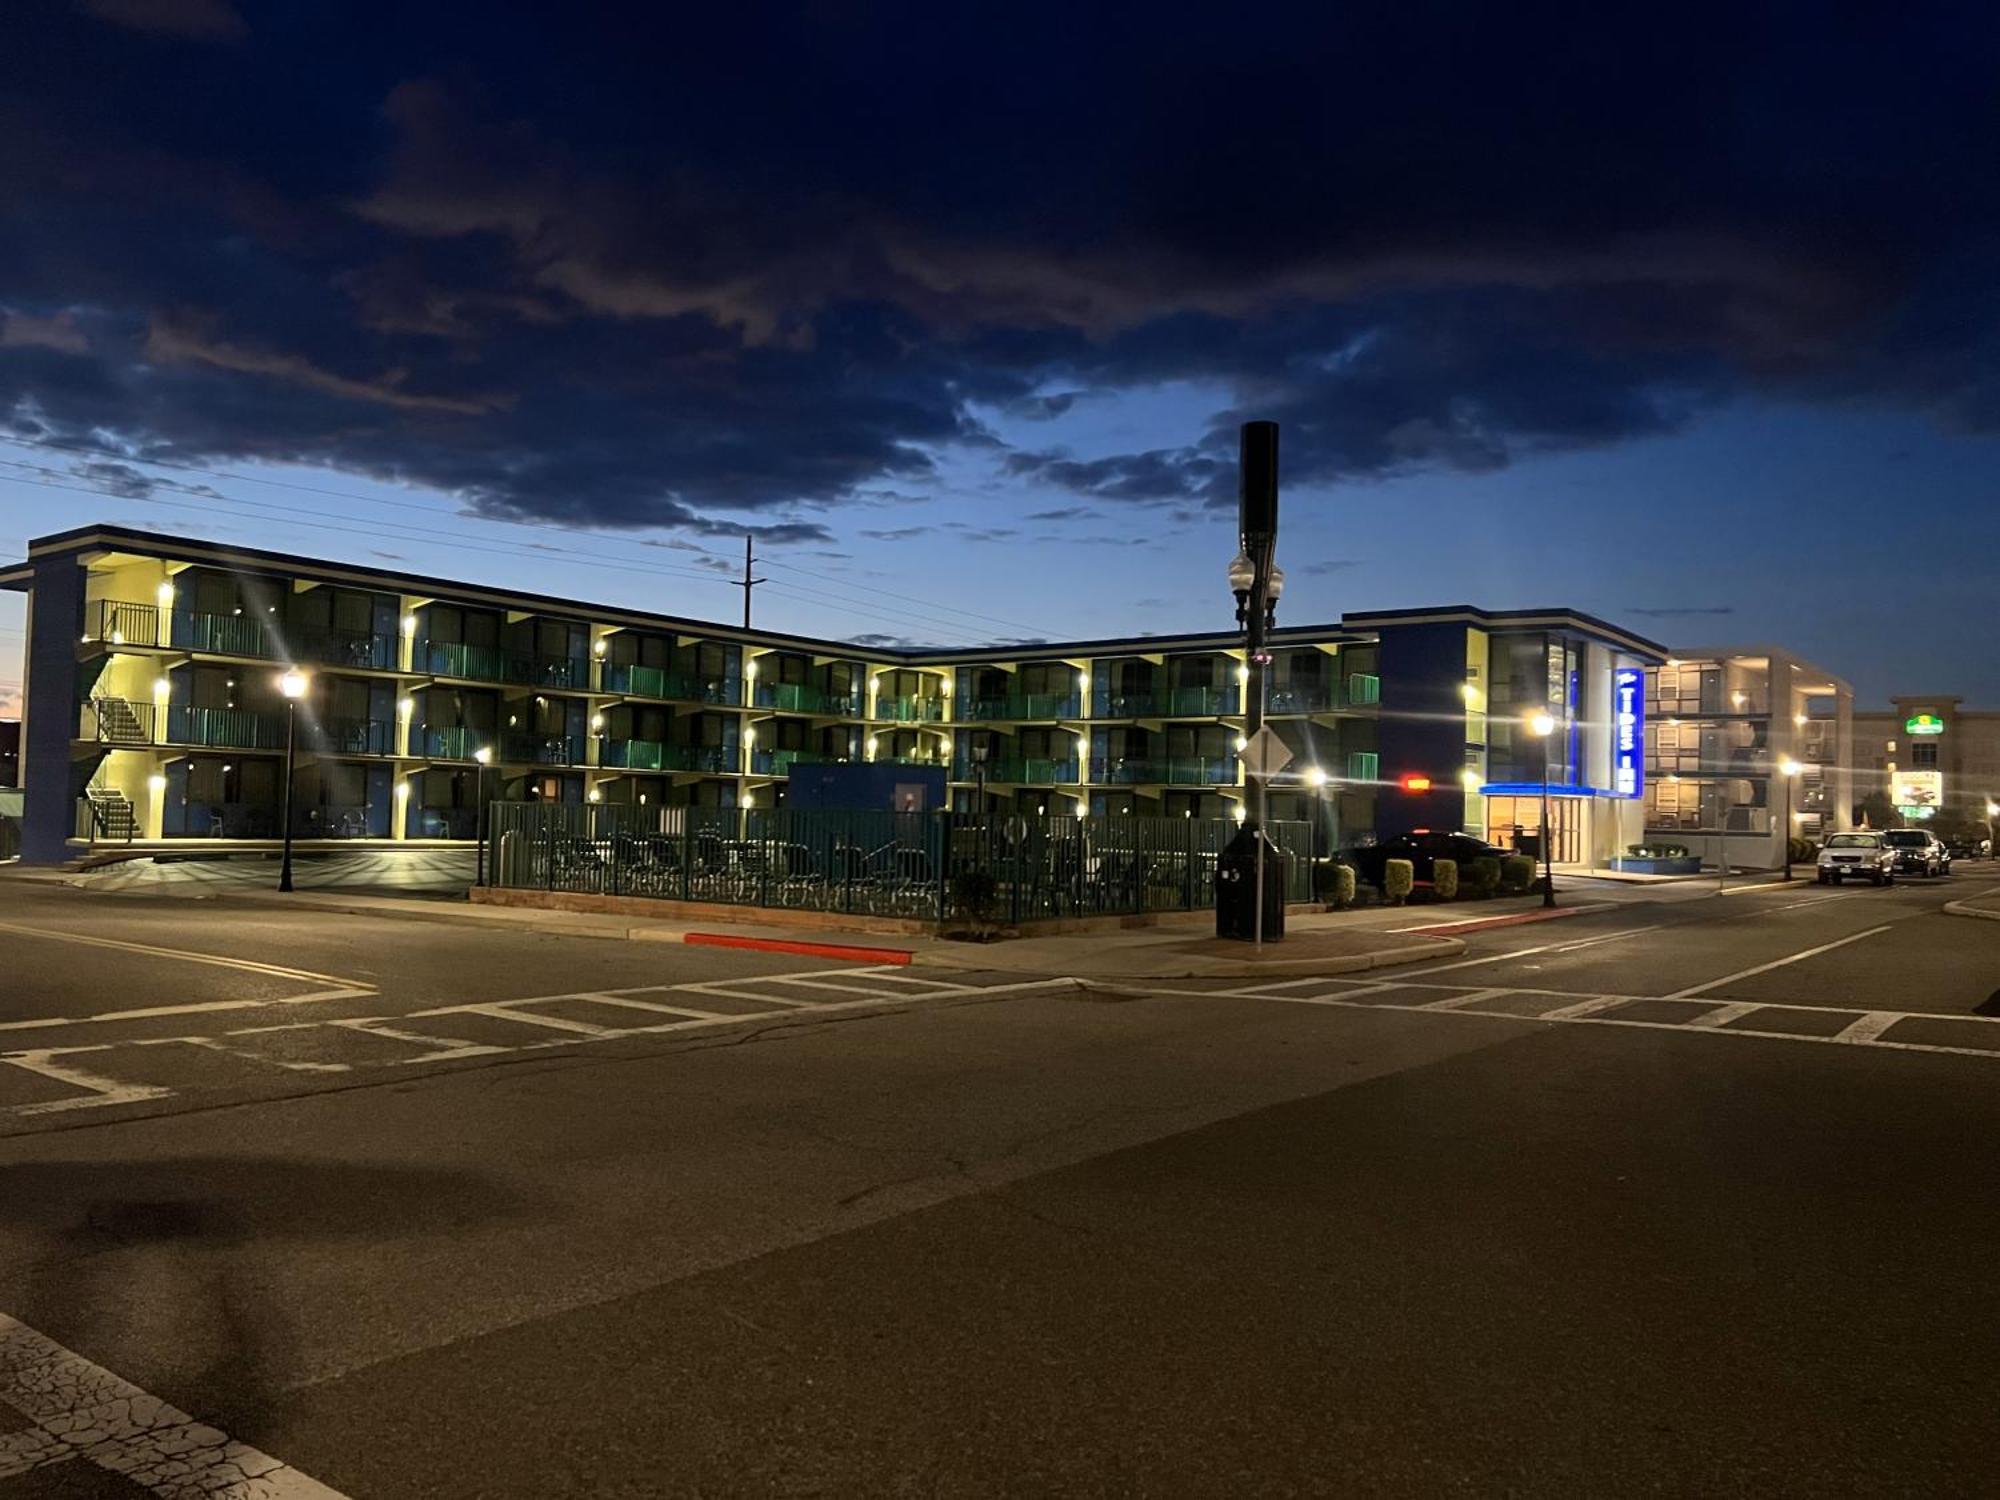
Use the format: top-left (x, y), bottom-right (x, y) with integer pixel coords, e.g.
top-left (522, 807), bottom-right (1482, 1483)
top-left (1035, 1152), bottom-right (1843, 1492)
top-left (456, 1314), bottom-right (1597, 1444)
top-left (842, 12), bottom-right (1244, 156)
top-left (1777, 756), bottom-right (1802, 879)
top-left (1527, 709), bottom-right (1557, 908)
top-left (277, 668), bottom-right (309, 892)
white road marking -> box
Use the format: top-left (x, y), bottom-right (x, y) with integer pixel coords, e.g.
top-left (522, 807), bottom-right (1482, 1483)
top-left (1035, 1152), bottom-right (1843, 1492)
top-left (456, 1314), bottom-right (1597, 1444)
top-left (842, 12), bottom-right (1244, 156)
top-left (0, 1310), bottom-right (350, 1496)
top-left (445, 1003), bottom-right (620, 1036)
top-left (1395, 941), bottom-right (1567, 976)
top-left (1680, 1001), bottom-right (1765, 1030)
top-left (328, 1019), bottom-right (509, 1060)
top-left (0, 1049), bottom-right (171, 1115)
top-left (1833, 1012), bottom-right (1903, 1044)
top-left (670, 982), bottom-right (825, 1008)
top-left (1414, 987), bottom-right (1512, 1011)
top-left (0, 919), bottom-right (374, 989)
top-left (1667, 925), bottom-right (1893, 997)
top-left (1535, 995), bottom-right (1634, 1021)
top-left (570, 993), bottom-right (739, 1020)
top-left (1550, 925), bottom-right (1661, 952)
top-left (0, 989), bottom-right (377, 1038)
top-left (161, 1036), bottom-right (350, 1074)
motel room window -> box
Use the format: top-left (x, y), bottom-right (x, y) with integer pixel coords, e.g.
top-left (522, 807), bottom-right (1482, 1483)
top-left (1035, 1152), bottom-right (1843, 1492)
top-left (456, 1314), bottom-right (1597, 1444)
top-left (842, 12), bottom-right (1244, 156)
top-left (1912, 742), bottom-right (1939, 768)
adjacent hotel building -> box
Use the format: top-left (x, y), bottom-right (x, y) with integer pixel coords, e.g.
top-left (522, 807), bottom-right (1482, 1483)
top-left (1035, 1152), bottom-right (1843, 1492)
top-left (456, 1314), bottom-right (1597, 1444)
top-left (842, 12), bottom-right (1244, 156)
top-left (3, 524), bottom-right (1673, 868)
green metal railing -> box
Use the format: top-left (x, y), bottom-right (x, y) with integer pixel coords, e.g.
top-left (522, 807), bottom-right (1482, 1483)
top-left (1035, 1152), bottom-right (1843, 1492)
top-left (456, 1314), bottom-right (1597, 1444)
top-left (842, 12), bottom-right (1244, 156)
top-left (875, 695), bottom-right (947, 722)
top-left (484, 804), bottom-right (1314, 921)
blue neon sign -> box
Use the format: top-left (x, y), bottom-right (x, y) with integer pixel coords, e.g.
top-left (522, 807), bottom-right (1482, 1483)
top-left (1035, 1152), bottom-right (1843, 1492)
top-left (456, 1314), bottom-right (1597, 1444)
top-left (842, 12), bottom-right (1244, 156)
top-left (1612, 667), bottom-right (1644, 798)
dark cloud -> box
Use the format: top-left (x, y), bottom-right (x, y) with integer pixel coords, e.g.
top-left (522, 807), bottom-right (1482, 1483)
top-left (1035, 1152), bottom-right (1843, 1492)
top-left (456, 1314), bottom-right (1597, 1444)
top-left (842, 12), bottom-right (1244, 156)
top-left (0, 2), bottom-right (1996, 541)
top-left (1301, 559), bottom-right (1363, 577)
top-left (78, 0), bottom-right (245, 43)
top-left (859, 526), bottom-right (932, 541)
top-left (1024, 506), bottom-right (1090, 522)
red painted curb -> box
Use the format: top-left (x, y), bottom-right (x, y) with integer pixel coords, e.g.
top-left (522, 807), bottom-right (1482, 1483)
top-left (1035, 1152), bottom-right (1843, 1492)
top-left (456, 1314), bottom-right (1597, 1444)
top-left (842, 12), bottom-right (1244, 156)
top-left (1394, 906), bottom-right (1597, 938)
top-left (683, 932), bottom-right (915, 965)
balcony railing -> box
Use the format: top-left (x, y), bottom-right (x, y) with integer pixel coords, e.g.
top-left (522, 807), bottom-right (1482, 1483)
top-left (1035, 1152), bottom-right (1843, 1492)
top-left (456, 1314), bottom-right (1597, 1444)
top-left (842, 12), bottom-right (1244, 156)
top-left (423, 641), bottom-right (510, 683)
top-left (962, 692), bottom-right (1080, 721)
top-left (166, 704), bottom-right (287, 751)
top-left (172, 611), bottom-right (280, 660)
top-left (502, 731), bottom-right (586, 766)
top-left (1087, 756), bottom-right (1238, 786)
top-left (603, 740), bottom-right (735, 774)
top-left (876, 752), bottom-right (948, 767)
top-left (295, 630), bottom-right (397, 671)
top-left (419, 725), bottom-right (487, 761)
top-left (1162, 685), bottom-right (1240, 716)
top-left (310, 718), bottom-right (397, 756)
top-left (598, 663), bottom-right (741, 704)
top-left (89, 600), bottom-right (163, 648)
top-left (506, 656), bottom-right (590, 691)
top-left (875, 694), bottom-right (947, 723)
top-left (1647, 692), bottom-right (1772, 718)
top-left (953, 757), bottom-right (1081, 784)
top-left (754, 681), bottom-right (862, 715)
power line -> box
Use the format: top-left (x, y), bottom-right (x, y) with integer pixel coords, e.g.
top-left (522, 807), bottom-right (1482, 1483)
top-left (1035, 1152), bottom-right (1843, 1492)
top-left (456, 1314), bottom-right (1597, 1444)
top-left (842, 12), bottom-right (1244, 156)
top-left (0, 431), bottom-right (1054, 639)
top-left (0, 466), bottom-right (992, 647)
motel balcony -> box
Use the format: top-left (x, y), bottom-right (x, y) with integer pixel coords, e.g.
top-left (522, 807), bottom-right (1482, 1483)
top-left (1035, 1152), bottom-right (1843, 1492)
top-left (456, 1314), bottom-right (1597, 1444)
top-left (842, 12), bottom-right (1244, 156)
top-left (596, 662), bottom-right (742, 705)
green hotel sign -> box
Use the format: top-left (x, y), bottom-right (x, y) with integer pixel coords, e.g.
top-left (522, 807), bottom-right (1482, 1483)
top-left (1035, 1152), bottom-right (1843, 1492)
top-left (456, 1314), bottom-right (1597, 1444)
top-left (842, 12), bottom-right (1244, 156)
top-left (1906, 712), bottom-right (1947, 735)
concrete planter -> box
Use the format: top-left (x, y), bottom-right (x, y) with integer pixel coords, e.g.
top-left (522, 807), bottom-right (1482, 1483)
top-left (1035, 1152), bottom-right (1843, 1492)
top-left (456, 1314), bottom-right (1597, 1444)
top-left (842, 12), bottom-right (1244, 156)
top-left (1608, 855), bottom-right (1702, 875)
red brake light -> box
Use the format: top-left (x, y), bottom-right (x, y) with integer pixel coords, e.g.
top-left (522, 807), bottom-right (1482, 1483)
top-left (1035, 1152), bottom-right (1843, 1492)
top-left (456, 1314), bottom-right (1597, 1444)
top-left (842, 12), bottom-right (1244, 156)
top-left (1400, 774), bottom-right (1433, 793)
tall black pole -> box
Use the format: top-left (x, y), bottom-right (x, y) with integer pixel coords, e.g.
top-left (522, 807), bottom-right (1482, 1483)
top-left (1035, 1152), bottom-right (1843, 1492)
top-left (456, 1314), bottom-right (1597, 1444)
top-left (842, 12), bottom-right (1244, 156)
top-left (475, 762), bottom-right (490, 887)
top-left (1239, 420), bottom-right (1279, 945)
top-left (279, 697), bottom-right (297, 892)
top-left (1781, 772), bottom-right (1793, 880)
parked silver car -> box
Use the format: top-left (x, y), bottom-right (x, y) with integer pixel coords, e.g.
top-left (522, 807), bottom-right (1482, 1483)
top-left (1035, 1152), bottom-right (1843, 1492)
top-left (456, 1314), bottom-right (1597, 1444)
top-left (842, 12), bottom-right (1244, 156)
top-left (1817, 832), bottom-right (1896, 886)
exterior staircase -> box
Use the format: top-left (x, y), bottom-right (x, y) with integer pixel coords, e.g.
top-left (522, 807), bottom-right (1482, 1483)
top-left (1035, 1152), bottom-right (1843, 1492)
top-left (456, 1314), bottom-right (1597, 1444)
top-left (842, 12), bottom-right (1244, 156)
top-left (92, 696), bottom-right (153, 747)
top-left (85, 786), bottom-right (138, 842)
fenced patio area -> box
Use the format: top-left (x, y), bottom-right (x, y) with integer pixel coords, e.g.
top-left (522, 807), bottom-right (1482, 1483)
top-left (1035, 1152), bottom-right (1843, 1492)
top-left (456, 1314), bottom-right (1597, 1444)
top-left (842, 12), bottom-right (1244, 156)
top-left (485, 803), bottom-right (1317, 925)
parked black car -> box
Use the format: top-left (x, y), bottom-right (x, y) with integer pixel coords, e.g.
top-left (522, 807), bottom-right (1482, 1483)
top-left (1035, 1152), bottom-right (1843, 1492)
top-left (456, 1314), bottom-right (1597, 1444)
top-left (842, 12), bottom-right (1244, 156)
top-left (1345, 830), bottom-right (1508, 891)
top-left (1881, 828), bottom-right (1952, 877)
top-left (1942, 830), bottom-right (1992, 859)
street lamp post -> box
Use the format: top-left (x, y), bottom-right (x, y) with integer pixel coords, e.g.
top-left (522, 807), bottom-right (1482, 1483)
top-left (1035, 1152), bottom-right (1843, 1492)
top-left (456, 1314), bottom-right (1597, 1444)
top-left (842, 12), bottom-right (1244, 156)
top-left (473, 745), bottom-right (493, 887)
top-left (969, 736), bottom-right (990, 879)
top-left (1228, 420), bottom-right (1282, 945)
top-left (277, 668), bottom-right (308, 892)
top-left (1528, 710), bottom-right (1557, 908)
top-left (1777, 756), bottom-right (1802, 879)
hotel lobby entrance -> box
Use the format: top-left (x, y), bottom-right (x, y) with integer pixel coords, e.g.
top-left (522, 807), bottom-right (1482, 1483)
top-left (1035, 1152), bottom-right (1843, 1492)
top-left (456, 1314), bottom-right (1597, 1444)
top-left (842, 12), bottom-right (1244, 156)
top-left (1485, 793), bottom-right (1585, 865)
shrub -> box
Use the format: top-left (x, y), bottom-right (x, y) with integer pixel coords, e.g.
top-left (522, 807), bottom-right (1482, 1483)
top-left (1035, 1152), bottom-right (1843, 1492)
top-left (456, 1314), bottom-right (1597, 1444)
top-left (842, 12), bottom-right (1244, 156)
top-left (1311, 858), bottom-right (1343, 904)
top-left (1384, 858), bottom-right (1414, 905)
top-left (1432, 857), bottom-right (1459, 901)
top-left (1500, 854), bottom-right (1536, 894)
top-left (1331, 862), bottom-right (1357, 910)
top-left (1627, 842), bottom-right (1688, 859)
top-left (1786, 836), bottom-right (1817, 865)
top-left (1463, 856), bottom-right (1501, 898)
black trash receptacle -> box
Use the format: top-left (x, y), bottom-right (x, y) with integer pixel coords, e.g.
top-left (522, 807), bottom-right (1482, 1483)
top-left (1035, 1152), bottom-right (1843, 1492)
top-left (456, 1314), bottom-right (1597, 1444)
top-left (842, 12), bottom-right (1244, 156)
top-left (1215, 826), bottom-right (1287, 940)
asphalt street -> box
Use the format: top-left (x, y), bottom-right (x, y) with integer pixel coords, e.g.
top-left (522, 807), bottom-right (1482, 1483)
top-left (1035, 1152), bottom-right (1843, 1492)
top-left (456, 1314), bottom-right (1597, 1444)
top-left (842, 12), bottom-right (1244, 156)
top-left (2, 868), bottom-right (1998, 1495)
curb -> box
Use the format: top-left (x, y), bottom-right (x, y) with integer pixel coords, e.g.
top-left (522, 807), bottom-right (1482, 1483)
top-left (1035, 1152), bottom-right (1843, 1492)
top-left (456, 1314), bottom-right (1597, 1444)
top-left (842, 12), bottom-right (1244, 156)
top-left (684, 933), bottom-right (915, 965)
top-left (1943, 898), bottom-right (2000, 923)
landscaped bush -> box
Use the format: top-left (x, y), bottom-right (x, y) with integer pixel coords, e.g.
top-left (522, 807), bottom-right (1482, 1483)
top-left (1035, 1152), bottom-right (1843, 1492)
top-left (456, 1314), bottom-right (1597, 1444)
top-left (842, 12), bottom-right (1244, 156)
top-left (1786, 836), bottom-right (1818, 865)
top-left (1332, 862), bottom-right (1357, 910)
top-left (1626, 842), bottom-right (1689, 858)
top-left (1499, 854), bottom-right (1536, 895)
top-left (1463, 856), bottom-right (1501, 898)
top-left (1432, 857), bottom-right (1459, 901)
top-left (1383, 858), bottom-right (1414, 905)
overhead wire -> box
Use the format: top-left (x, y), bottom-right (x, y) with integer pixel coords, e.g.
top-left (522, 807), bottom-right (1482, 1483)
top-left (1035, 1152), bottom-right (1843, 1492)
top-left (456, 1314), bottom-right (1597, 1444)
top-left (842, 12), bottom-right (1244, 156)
top-left (0, 432), bottom-right (1051, 640)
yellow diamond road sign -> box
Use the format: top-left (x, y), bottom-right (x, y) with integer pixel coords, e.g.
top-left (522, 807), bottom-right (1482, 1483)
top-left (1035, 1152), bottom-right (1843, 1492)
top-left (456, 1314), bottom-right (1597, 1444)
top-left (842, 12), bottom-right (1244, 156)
top-left (1240, 724), bottom-right (1294, 779)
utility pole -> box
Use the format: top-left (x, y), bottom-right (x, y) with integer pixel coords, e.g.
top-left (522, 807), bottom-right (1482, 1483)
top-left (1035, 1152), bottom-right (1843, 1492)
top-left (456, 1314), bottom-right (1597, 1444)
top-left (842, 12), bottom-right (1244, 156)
top-left (740, 535), bottom-right (766, 630)
top-left (1229, 421), bottom-right (1284, 946)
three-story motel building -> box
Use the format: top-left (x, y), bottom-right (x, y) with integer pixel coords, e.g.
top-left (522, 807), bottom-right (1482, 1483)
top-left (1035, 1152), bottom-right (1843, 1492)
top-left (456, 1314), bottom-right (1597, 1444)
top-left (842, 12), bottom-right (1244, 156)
top-left (3, 525), bottom-right (1668, 868)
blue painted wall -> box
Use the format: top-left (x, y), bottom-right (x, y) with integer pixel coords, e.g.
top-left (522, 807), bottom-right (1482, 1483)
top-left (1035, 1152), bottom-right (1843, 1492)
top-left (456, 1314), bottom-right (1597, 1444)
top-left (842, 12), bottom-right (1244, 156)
top-left (787, 763), bottom-right (946, 811)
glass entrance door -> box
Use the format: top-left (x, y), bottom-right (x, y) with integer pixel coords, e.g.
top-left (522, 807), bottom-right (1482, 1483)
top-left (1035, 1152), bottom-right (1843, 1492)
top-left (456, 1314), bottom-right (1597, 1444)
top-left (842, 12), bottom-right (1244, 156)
top-left (1486, 794), bottom-right (1583, 864)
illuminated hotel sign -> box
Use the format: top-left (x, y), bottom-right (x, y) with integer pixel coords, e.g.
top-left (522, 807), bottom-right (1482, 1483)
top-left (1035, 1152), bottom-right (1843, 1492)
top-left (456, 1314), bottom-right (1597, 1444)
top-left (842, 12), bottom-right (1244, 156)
top-left (1905, 712), bottom-right (1946, 735)
top-left (1893, 769), bottom-right (1943, 817)
top-left (1613, 667), bottom-right (1644, 797)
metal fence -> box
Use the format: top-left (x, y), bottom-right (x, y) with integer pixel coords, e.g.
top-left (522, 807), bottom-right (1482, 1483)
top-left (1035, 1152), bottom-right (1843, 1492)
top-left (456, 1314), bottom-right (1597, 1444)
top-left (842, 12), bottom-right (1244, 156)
top-left (485, 803), bottom-right (1316, 923)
